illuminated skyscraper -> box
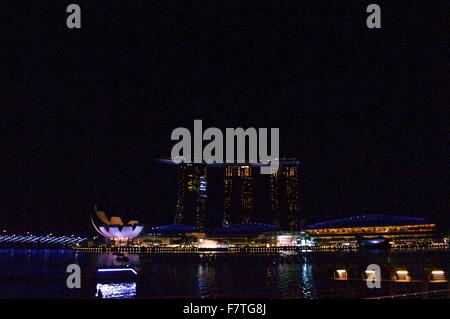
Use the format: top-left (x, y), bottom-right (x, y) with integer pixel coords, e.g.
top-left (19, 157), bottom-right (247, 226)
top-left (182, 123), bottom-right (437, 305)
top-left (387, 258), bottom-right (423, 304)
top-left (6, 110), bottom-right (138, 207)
top-left (223, 166), bottom-right (253, 226)
top-left (269, 162), bottom-right (300, 230)
top-left (175, 164), bottom-right (207, 230)
top-left (161, 159), bottom-right (300, 231)
top-left (222, 160), bottom-right (300, 230)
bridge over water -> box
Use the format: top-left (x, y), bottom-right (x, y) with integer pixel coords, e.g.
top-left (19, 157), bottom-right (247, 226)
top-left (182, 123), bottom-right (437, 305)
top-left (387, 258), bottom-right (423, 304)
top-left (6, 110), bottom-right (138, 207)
top-left (0, 234), bottom-right (87, 248)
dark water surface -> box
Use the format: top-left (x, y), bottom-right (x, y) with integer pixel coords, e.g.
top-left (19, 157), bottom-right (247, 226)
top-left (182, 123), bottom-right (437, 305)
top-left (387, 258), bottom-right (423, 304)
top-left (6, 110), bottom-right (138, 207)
top-left (0, 249), bottom-right (449, 299)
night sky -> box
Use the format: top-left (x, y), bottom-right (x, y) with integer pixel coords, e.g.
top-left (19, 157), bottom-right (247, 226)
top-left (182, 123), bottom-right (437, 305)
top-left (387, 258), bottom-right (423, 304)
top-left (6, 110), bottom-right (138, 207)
top-left (1, 1), bottom-right (448, 235)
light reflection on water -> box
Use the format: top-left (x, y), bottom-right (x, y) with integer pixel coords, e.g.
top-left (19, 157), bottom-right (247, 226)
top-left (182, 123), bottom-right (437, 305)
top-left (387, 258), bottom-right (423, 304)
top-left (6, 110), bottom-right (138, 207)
top-left (299, 262), bottom-right (316, 299)
top-left (0, 248), bottom-right (449, 298)
top-left (96, 282), bottom-right (136, 299)
top-left (197, 264), bottom-right (216, 298)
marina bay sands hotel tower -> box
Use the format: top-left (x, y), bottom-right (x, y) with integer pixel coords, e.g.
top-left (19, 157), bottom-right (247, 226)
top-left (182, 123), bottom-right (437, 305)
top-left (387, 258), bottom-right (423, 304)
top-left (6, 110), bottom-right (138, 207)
top-left (160, 159), bottom-right (300, 231)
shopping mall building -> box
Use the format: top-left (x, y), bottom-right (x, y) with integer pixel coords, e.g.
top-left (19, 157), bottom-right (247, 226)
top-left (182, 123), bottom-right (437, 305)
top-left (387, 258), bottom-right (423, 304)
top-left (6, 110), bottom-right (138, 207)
top-left (90, 210), bottom-right (444, 249)
top-left (305, 215), bottom-right (440, 248)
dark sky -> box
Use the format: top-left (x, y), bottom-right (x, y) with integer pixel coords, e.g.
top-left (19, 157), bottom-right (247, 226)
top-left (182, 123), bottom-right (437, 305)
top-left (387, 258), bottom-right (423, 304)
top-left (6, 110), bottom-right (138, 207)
top-left (1, 1), bottom-right (448, 235)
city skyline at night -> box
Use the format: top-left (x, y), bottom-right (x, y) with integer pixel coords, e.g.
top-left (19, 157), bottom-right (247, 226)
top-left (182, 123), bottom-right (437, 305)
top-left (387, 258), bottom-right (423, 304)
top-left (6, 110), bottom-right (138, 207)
top-left (0, 1), bottom-right (448, 304)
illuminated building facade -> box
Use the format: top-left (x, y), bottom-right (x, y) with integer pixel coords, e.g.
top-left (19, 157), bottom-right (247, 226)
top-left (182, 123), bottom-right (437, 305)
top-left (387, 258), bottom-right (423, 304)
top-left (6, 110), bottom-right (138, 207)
top-left (306, 215), bottom-right (439, 248)
top-left (137, 223), bottom-right (312, 251)
top-left (269, 163), bottom-right (300, 230)
top-left (91, 207), bottom-right (144, 246)
top-left (223, 166), bottom-right (253, 226)
top-left (161, 159), bottom-right (300, 231)
top-left (222, 160), bottom-right (300, 230)
top-left (175, 164), bottom-right (207, 231)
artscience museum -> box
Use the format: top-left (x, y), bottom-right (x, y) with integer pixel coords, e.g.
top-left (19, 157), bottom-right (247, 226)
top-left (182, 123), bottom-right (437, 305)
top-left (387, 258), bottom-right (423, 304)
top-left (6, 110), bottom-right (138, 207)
top-left (91, 207), bottom-right (144, 246)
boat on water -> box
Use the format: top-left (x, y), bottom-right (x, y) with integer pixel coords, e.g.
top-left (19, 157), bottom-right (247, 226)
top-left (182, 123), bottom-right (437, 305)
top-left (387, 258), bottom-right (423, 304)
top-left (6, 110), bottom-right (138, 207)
top-left (357, 236), bottom-right (391, 249)
top-left (279, 250), bottom-right (298, 256)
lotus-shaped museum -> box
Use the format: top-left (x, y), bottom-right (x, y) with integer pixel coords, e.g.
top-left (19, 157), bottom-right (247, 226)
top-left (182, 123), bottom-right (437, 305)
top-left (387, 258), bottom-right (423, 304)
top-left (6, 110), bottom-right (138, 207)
top-left (91, 207), bottom-right (144, 240)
